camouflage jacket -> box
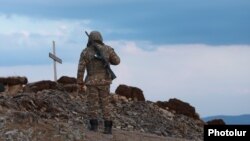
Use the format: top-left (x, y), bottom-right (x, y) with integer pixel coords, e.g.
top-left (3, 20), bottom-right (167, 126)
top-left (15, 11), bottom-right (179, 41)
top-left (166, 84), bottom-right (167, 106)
top-left (77, 44), bottom-right (120, 86)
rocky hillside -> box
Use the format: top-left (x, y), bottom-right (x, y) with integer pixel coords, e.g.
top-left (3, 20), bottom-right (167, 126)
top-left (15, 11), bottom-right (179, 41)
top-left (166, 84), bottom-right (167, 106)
top-left (0, 76), bottom-right (204, 141)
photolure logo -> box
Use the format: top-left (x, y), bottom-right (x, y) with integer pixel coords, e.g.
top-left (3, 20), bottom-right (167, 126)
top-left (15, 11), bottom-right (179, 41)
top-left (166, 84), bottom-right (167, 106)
top-left (204, 125), bottom-right (250, 141)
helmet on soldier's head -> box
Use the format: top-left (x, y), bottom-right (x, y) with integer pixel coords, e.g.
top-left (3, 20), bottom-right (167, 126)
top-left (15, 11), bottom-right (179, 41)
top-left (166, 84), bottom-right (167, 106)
top-left (89, 31), bottom-right (103, 42)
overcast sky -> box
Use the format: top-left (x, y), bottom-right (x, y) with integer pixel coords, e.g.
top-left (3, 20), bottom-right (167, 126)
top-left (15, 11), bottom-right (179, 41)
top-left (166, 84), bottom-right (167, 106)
top-left (0, 0), bottom-right (250, 117)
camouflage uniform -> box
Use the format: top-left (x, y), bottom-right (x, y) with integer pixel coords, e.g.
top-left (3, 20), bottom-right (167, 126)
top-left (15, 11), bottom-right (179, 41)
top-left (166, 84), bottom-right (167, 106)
top-left (77, 31), bottom-right (120, 121)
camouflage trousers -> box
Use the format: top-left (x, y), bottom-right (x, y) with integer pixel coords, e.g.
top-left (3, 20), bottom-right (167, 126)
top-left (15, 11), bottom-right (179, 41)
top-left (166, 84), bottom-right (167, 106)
top-left (86, 85), bottom-right (111, 120)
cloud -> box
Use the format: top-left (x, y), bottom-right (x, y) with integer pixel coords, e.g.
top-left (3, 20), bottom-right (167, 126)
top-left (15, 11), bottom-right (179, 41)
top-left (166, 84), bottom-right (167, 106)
top-left (110, 42), bottom-right (250, 96)
top-left (0, 14), bottom-right (92, 66)
top-left (0, 14), bottom-right (91, 43)
top-left (1, 1), bottom-right (250, 45)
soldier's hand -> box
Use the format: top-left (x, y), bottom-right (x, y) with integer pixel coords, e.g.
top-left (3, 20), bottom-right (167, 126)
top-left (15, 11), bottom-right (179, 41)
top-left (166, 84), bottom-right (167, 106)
top-left (77, 83), bottom-right (86, 93)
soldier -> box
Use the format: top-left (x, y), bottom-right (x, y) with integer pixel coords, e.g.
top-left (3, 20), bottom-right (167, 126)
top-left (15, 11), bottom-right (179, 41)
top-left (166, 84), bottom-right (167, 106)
top-left (77, 31), bottom-right (120, 134)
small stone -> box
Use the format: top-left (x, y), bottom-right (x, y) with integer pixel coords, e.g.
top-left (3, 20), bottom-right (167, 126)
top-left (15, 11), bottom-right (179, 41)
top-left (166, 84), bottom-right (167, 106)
top-left (140, 128), bottom-right (145, 132)
top-left (5, 129), bottom-right (18, 135)
top-left (116, 126), bottom-right (121, 129)
top-left (127, 125), bottom-right (133, 129)
top-left (154, 130), bottom-right (162, 136)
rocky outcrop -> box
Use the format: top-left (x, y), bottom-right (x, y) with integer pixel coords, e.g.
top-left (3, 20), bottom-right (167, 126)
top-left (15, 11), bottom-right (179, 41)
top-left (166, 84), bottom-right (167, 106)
top-left (206, 119), bottom-right (226, 125)
top-left (57, 76), bottom-right (78, 93)
top-left (111, 95), bottom-right (203, 140)
top-left (0, 89), bottom-right (203, 141)
top-left (0, 78), bottom-right (203, 141)
top-left (0, 76), bottom-right (28, 95)
top-left (57, 76), bottom-right (77, 84)
top-left (0, 76), bottom-right (28, 86)
top-left (115, 84), bottom-right (145, 101)
top-left (156, 98), bottom-right (200, 120)
top-left (24, 80), bottom-right (61, 93)
top-left (24, 77), bottom-right (78, 93)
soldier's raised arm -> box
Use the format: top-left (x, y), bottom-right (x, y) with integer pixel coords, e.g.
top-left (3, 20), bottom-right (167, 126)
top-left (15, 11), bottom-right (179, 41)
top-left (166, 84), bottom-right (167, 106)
top-left (109, 47), bottom-right (120, 65)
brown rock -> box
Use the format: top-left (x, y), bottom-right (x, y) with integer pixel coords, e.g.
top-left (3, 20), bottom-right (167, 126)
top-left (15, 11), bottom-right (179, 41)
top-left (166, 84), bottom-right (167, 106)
top-left (156, 98), bottom-right (200, 120)
top-left (7, 84), bottom-right (24, 95)
top-left (155, 101), bottom-right (168, 110)
top-left (10, 111), bottom-right (38, 124)
top-left (24, 80), bottom-right (57, 93)
top-left (115, 84), bottom-right (145, 101)
top-left (63, 84), bottom-right (77, 92)
top-left (57, 76), bottom-right (77, 84)
top-left (0, 76), bottom-right (28, 86)
top-left (207, 119), bottom-right (226, 125)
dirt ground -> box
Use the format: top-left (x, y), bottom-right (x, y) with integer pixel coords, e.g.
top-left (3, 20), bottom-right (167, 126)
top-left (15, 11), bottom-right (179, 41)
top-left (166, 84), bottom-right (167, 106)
top-left (84, 129), bottom-right (192, 141)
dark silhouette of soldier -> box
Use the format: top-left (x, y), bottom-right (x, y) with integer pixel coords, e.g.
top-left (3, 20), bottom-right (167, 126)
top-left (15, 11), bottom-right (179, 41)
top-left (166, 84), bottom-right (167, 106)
top-left (77, 31), bottom-right (120, 134)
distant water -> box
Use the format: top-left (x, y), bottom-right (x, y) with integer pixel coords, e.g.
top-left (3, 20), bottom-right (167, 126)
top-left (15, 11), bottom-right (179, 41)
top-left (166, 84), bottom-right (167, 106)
top-left (203, 114), bottom-right (250, 125)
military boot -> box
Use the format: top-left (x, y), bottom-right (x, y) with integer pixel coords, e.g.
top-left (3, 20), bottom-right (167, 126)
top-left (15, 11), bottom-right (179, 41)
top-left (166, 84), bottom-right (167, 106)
top-left (89, 119), bottom-right (98, 131)
top-left (103, 120), bottom-right (112, 134)
top-left (0, 83), bottom-right (5, 92)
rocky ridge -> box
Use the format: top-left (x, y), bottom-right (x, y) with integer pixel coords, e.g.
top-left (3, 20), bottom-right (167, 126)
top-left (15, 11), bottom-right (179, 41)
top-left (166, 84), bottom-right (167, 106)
top-left (0, 76), bottom-right (204, 141)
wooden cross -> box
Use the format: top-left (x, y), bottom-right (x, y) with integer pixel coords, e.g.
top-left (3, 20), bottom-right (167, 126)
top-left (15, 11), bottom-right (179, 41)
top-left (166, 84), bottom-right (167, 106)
top-left (49, 41), bottom-right (62, 81)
